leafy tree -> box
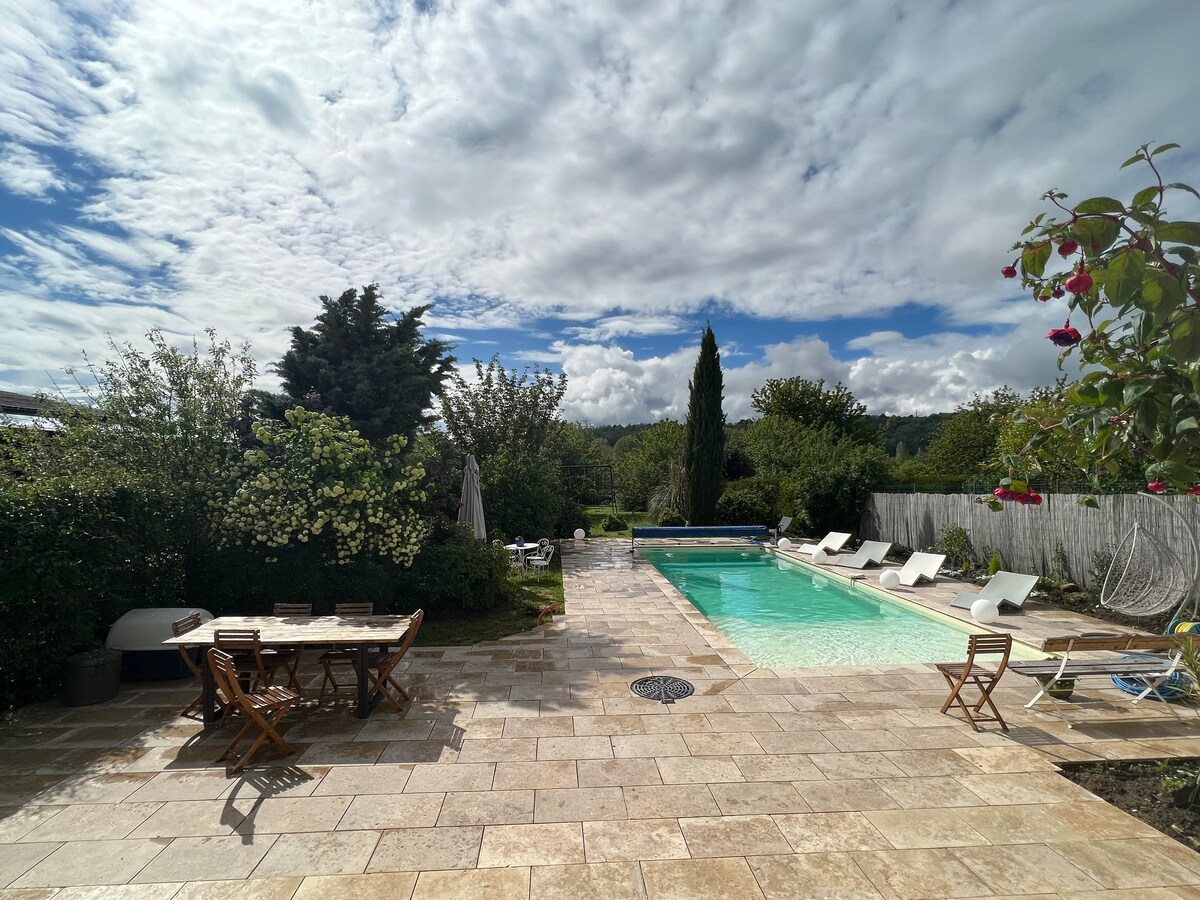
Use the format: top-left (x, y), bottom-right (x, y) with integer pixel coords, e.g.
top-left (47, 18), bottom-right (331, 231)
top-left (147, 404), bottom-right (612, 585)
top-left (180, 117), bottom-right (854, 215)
top-left (684, 326), bottom-right (726, 524)
top-left (480, 448), bottom-right (567, 538)
top-left (273, 284), bottom-right (454, 446)
top-left (440, 355), bottom-right (568, 462)
top-left (614, 420), bottom-right (685, 510)
top-left (751, 377), bottom-right (869, 440)
top-left (920, 388), bottom-right (1022, 480)
top-left (992, 142), bottom-right (1200, 505)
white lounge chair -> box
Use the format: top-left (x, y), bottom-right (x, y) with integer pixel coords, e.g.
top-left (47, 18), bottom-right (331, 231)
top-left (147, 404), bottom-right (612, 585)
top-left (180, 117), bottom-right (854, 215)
top-left (832, 541), bottom-right (893, 570)
top-left (896, 552), bottom-right (946, 586)
top-left (950, 571), bottom-right (1040, 613)
top-left (771, 516), bottom-right (793, 544)
top-left (798, 531), bottom-right (851, 556)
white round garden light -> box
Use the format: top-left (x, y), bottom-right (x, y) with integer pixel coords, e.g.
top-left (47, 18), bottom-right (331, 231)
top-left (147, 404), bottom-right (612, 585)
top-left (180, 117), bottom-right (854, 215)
top-left (970, 598), bottom-right (1000, 624)
top-left (573, 528), bottom-right (585, 540)
top-left (811, 549), bottom-right (828, 565)
top-left (879, 570), bottom-right (900, 590)
top-left (777, 538), bottom-right (792, 551)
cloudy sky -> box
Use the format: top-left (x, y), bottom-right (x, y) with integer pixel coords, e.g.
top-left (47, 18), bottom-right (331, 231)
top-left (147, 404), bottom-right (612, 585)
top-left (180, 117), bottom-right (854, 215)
top-left (2, 0), bottom-right (1198, 423)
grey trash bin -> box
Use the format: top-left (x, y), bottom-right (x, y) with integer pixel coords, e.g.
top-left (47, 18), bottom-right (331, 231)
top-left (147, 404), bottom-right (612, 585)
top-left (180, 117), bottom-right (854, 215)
top-left (62, 649), bottom-right (123, 706)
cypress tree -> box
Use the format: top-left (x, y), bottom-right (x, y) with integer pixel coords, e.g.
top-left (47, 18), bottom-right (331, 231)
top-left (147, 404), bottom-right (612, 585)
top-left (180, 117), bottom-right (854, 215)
top-left (684, 325), bottom-right (725, 524)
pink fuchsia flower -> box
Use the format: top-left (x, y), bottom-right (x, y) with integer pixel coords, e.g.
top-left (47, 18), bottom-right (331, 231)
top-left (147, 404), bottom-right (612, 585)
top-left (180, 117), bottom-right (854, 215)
top-left (1058, 240), bottom-right (1079, 257)
top-left (1001, 265), bottom-right (1017, 279)
top-left (1046, 322), bottom-right (1082, 347)
top-left (1014, 491), bottom-right (1042, 505)
top-left (993, 487), bottom-right (1013, 501)
top-left (1186, 485), bottom-right (1200, 496)
top-left (1064, 269), bottom-right (1093, 294)
top-left (1147, 481), bottom-right (1167, 494)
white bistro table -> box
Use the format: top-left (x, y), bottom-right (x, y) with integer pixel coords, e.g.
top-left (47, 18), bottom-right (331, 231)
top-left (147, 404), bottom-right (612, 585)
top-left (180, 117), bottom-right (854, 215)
top-left (163, 614), bottom-right (412, 723)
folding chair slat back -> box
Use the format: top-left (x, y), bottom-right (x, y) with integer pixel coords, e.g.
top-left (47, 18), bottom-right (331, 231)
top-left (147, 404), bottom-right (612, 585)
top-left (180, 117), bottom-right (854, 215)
top-left (208, 648), bottom-right (298, 773)
top-left (935, 633), bottom-right (1012, 732)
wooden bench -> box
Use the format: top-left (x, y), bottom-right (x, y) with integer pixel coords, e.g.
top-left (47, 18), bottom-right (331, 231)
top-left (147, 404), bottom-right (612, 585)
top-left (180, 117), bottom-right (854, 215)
top-left (1009, 633), bottom-right (1195, 725)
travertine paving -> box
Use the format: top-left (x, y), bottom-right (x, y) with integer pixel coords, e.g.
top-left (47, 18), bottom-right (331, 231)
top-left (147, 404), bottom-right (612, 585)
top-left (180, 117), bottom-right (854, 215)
top-left (1, 538), bottom-right (1199, 898)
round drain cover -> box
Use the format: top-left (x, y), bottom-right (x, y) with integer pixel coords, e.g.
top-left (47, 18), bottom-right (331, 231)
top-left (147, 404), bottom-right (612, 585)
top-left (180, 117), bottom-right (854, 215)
top-left (630, 675), bottom-right (695, 704)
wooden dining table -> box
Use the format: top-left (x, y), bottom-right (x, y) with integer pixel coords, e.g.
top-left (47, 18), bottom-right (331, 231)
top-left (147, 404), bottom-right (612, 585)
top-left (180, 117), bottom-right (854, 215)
top-left (162, 614), bottom-right (412, 723)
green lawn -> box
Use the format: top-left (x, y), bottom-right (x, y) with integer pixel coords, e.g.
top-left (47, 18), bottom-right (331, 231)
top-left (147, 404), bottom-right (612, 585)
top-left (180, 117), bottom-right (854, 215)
top-left (582, 505), bottom-right (653, 538)
top-left (414, 557), bottom-right (566, 647)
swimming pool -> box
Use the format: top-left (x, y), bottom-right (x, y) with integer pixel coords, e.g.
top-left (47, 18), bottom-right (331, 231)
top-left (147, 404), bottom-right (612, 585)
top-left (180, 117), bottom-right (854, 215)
top-left (641, 547), bottom-right (1002, 667)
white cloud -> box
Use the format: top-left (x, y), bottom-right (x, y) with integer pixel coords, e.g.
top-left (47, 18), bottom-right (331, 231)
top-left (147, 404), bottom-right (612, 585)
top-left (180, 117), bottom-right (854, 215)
top-left (0, 0), bottom-right (1196, 416)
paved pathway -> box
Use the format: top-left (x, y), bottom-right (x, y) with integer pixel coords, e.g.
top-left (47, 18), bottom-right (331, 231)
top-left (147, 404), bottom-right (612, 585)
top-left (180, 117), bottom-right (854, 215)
top-left (0, 538), bottom-right (1198, 898)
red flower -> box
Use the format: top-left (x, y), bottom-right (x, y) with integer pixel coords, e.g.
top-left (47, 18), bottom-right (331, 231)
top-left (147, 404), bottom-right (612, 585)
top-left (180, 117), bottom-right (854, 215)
top-left (1064, 270), bottom-right (1093, 294)
top-left (993, 487), bottom-right (1013, 501)
top-left (1051, 288), bottom-right (1065, 299)
top-left (1147, 481), bottom-right (1167, 494)
top-left (1186, 485), bottom-right (1200, 496)
top-left (1001, 265), bottom-right (1017, 279)
top-left (1058, 240), bottom-right (1079, 257)
top-left (1047, 322), bottom-right (1082, 347)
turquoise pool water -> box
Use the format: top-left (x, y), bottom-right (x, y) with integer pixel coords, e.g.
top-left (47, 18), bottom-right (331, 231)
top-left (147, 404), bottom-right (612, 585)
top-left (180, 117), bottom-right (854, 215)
top-left (641, 547), bottom-right (979, 667)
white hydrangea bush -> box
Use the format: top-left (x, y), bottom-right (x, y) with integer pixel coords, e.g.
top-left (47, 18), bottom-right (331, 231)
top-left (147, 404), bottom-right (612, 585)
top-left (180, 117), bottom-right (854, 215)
top-left (212, 407), bottom-right (428, 565)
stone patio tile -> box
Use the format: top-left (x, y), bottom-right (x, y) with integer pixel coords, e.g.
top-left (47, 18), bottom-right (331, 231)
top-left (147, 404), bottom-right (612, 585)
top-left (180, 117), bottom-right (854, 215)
top-left (312, 764), bottom-right (413, 796)
top-left (708, 781), bottom-right (811, 816)
top-left (529, 862), bottom-right (644, 900)
top-left (253, 830), bottom-right (381, 877)
top-left (823, 730), bottom-right (910, 752)
top-left (0, 807), bottom-right (63, 843)
top-left (438, 790), bottom-right (534, 826)
top-left (655, 756), bottom-right (744, 785)
top-left (126, 799), bottom-right (247, 839)
top-left (724, 695), bottom-right (798, 713)
top-left (807, 752), bottom-right (906, 780)
top-left (493, 761), bottom-right (578, 791)
top-left (508, 685), bottom-right (572, 701)
top-left (851, 848), bottom-right (993, 899)
top-left (473, 701), bottom-right (541, 719)
top-left (771, 811), bottom-right (892, 853)
top-left (534, 787), bottom-right (626, 823)
top-left (875, 776), bottom-right (990, 809)
top-left (610, 734), bottom-right (689, 758)
top-left (1042, 800), bottom-right (1163, 839)
top-left (682, 733), bottom-right (764, 756)
top-left (639, 714), bottom-right (712, 734)
top-left (53, 884), bottom-right (183, 899)
top-left (622, 784), bottom-right (720, 819)
top-left (954, 773), bottom-right (1098, 806)
top-left (367, 826), bottom-right (483, 872)
top-left (130, 835), bottom-right (274, 884)
top-left (502, 718), bottom-right (575, 739)
top-left (124, 772), bottom-right (234, 803)
top-left (29, 773), bottom-right (154, 806)
top-left (455, 739), bottom-right (538, 764)
top-left (952, 746), bottom-right (1060, 773)
top-left (378, 741), bottom-right (459, 765)
top-left (641, 857), bottom-right (765, 900)
top-left (403, 763), bottom-right (494, 793)
top-left (351, 719), bottom-right (435, 743)
top-left (232, 796), bottom-right (352, 835)
top-left (862, 809), bottom-right (990, 849)
top-left (677, 814), bottom-right (792, 858)
top-left (794, 779), bottom-right (898, 813)
top-left (888, 727), bottom-right (979, 750)
top-left (582, 818), bottom-right (688, 863)
top-left (119, 746), bottom-right (219, 773)
top-left (882, 750), bottom-right (981, 777)
top-left (576, 758), bottom-right (662, 787)
top-left (0, 843), bottom-right (58, 888)
top-left (704, 713), bottom-right (781, 733)
top-left (749, 852), bottom-right (885, 900)
top-left (296, 741), bottom-right (386, 766)
top-left (17, 802), bottom-right (161, 842)
top-left (13, 839), bottom-right (166, 888)
top-left (336, 793), bottom-right (443, 831)
top-left (752, 731), bottom-right (837, 755)
top-left (478, 823), bottom-right (585, 867)
top-left (536, 737), bottom-right (613, 760)
top-left (733, 754), bottom-right (824, 782)
top-left (955, 804), bottom-right (1089, 843)
top-left (292, 872), bottom-right (418, 900)
top-left (1049, 839), bottom-right (1200, 889)
top-left (957, 843), bottom-right (1108, 894)
top-left (412, 866), bottom-right (530, 900)
top-left (572, 716), bottom-right (648, 736)
top-left (169, 877), bottom-right (302, 899)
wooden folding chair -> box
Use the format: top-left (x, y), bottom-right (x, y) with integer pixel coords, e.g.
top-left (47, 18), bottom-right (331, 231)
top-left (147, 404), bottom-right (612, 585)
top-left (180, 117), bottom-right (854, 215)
top-left (172, 612), bottom-right (216, 720)
top-left (318, 603), bottom-right (375, 703)
top-left (208, 648), bottom-right (299, 774)
top-left (365, 609), bottom-right (424, 712)
top-left (214, 628), bottom-right (302, 692)
top-left (935, 633), bottom-right (1012, 732)
top-left (271, 602), bottom-right (312, 659)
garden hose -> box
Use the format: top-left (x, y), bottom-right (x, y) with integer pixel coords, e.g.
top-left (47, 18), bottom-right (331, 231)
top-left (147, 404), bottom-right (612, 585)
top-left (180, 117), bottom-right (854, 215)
top-left (1109, 652), bottom-right (1194, 701)
top-left (1169, 620), bottom-right (1200, 635)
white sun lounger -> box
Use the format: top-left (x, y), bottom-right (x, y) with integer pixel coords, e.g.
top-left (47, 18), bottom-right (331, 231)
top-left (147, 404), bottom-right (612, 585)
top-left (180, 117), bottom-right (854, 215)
top-left (950, 571), bottom-right (1040, 613)
top-left (771, 516), bottom-right (793, 544)
top-left (797, 531), bottom-right (851, 556)
top-left (832, 541), bottom-right (893, 570)
top-left (896, 552), bottom-right (946, 586)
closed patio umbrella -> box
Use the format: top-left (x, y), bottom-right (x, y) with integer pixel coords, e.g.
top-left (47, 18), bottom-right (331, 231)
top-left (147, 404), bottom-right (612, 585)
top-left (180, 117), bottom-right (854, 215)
top-left (457, 454), bottom-right (486, 539)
